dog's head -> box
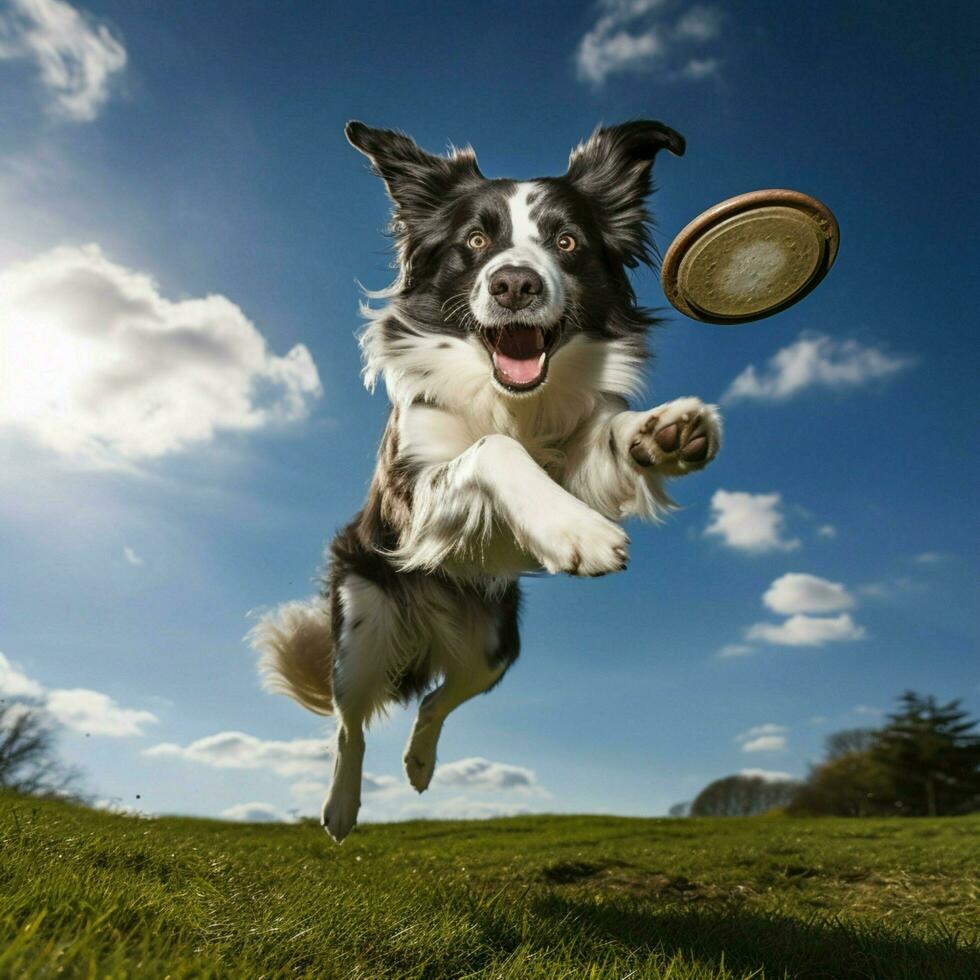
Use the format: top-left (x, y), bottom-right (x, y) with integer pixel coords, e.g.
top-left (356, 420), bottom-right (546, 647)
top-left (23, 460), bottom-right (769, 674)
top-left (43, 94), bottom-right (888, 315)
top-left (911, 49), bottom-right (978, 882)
top-left (347, 120), bottom-right (684, 398)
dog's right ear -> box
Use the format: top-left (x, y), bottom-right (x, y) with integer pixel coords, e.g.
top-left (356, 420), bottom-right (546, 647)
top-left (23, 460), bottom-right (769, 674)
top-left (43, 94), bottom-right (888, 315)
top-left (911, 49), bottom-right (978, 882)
top-left (345, 121), bottom-right (482, 220)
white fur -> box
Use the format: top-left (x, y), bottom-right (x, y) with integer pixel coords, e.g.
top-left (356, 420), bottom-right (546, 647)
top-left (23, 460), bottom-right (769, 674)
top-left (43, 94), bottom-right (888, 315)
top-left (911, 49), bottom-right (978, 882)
top-left (392, 429), bottom-right (629, 578)
top-left (250, 600), bottom-right (334, 715)
top-left (468, 182), bottom-right (566, 329)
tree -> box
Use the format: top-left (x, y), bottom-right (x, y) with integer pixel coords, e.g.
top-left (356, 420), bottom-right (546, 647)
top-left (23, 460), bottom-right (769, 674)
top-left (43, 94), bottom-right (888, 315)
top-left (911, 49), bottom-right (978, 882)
top-left (824, 728), bottom-right (877, 761)
top-left (0, 701), bottom-right (79, 797)
top-left (690, 774), bottom-right (800, 817)
top-left (787, 752), bottom-right (893, 817)
top-left (872, 692), bottom-right (980, 816)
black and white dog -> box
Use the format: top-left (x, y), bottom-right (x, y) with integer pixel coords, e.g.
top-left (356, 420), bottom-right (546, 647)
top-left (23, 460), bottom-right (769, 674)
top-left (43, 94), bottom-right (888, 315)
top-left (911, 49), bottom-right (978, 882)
top-left (252, 120), bottom-right (721, 841)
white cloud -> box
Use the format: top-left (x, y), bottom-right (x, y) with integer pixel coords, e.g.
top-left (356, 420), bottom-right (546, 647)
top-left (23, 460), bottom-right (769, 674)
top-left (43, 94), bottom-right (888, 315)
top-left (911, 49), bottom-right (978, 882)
top-left (0, 244), bottom-right (322, 464)
top-left (914, 551), bottom-right (949, 564)
top-left (122, 545), bottom-right (142, 566)
top-left (432, 756), bottom-right (538, 791)
top-left (0, 651), bottom-right (45, 699)
top-left (723, 333), bottom-right (912, 403)
top-left (674, 5), bottom-right (722, 40)
top-left (0, 0), bottom-right (126, 121)
top-left (221, 802), bottom-right (292, 824)
top-left (0, 652), bottom-right (157, 736)
top-left (362, 772), bottom-right (402, 794)
top-left (45, 687), bottom-right (158, 736)
top-left (762, 573), bottom-right (855, 616)
top-left (816, 524), bottom-right (837, 538)
top-left (574, 0), bottom-right (722, 86)
top-left (398, 797), bottom-right (533, 821)
top-left (741, 735), bottom-right (786, 752)
top-left (289, 772), bottom-right (402, 807)
top-left (739, 768), bottom-right (794, 782)
top-left (704, 490), bottom-right (801, 554)
top-left (736, 723), bottom-right (788, 753)
top-left (717, 643), bottom-right (753, 658)
top-left (853, 704), bottom-right (883, 717)
top-left (144, 731), bottom-right (330, 777)
top-left (858, 577), bottom-right (923, 600)
top-left (678, 56), bottom-right (719, 79)
top-left (746, 613), bottom-right (866, 648)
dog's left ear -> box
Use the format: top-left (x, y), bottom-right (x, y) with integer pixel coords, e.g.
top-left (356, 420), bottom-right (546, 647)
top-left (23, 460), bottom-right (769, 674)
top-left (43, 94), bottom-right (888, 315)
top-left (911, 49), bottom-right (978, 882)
top-left (346, 121), bottom-right (482, 221)
top-left (566, 120), bottom-right (685, 268)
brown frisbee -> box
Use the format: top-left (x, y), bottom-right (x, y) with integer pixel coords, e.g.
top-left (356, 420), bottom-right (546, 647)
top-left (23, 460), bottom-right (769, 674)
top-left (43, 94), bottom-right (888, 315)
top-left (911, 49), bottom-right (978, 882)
top-left (661, 189), bottom-right (839, 324)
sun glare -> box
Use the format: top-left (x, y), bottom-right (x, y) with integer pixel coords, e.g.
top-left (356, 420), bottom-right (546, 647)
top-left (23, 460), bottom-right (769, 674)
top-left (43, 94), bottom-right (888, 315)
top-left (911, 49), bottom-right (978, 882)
top-left (0, 307), bottom-right (98, 424)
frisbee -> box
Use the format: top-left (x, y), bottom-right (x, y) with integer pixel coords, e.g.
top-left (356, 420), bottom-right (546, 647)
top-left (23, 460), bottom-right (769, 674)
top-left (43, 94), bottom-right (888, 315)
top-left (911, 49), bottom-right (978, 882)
top-left (661, 189), bottom-right (839, 324)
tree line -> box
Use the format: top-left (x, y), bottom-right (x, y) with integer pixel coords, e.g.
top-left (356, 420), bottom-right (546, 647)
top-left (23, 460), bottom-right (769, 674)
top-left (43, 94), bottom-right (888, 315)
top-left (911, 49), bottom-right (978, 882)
top-left (674, 692), bottom-right (980, 818)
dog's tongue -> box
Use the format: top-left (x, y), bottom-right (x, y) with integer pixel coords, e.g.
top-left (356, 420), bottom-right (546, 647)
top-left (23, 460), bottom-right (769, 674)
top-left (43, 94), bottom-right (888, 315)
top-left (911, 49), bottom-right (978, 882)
top-left (492, 326), bottom-right (545, 386)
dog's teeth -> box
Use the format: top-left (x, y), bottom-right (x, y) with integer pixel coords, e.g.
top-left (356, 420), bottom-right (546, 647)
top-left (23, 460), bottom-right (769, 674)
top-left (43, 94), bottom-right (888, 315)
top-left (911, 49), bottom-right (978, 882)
top-left (492, 352), bottom-right (500, 369)
top-left (534, 326), bottom-right (544, 350)
top-left (538, 353), bottom-right (546, 369)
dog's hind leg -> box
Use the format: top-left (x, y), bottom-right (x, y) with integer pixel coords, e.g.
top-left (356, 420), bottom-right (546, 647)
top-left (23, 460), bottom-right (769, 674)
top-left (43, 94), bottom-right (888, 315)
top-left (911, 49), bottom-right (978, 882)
top-left (322, 573), bottom-right (400, 843)
top-left (404, 583), bottom-right (520, 792)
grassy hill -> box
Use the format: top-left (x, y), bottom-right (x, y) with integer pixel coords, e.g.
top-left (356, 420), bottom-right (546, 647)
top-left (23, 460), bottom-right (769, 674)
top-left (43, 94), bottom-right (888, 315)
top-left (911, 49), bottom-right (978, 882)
top-left (1, 792), bottom-right (977, 979)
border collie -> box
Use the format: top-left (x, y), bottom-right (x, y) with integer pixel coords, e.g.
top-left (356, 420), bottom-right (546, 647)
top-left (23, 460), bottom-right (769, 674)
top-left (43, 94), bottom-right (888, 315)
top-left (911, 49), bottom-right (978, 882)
top-left (251, 120), bottom-right (722, 842)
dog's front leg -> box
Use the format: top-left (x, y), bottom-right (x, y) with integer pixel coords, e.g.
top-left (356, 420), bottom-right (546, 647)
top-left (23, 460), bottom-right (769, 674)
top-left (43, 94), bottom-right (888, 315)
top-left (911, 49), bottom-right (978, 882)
top-left (398, 433), bottom-right (629, 576)
top-left (564, 397), bottom-right (721, 521)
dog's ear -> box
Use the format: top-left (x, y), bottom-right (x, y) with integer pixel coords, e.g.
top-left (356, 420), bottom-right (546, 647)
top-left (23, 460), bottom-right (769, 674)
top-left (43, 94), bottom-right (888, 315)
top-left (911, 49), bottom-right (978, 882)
top-left (345, 121), bottom-right (482, 220)
top-left (565, 120), bottom-right (685, 268)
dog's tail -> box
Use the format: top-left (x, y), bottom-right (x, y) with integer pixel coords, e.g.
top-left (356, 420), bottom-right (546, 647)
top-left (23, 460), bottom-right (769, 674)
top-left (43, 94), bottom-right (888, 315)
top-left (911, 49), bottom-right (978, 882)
top-left (248, 599), bottom-right (335, 716)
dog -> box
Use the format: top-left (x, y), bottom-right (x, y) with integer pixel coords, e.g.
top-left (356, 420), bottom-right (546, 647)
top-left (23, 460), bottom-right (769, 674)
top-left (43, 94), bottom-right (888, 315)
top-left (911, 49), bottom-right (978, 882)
top-left (251, 120), bottom-right (722, 842)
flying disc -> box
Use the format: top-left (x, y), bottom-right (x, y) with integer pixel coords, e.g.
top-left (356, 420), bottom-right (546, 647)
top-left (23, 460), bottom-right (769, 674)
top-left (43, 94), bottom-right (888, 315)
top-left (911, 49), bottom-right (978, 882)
top-left (661, 189), bottom-right (839, 324)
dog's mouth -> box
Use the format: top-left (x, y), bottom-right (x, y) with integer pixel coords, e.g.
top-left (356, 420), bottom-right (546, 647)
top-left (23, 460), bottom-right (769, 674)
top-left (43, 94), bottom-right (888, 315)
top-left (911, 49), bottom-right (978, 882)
top-left (480, 322), bottom-right (560, 392)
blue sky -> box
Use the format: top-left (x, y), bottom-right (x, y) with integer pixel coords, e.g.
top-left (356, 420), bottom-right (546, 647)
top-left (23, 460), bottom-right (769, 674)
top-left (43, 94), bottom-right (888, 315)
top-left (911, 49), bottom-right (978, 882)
top-left (0, 0), bottom-right (976, 824)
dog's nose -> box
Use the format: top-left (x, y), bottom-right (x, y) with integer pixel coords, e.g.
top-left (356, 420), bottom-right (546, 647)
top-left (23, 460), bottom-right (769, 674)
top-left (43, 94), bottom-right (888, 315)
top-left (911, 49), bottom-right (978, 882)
top-left (488, 266), bottom-right (543, 311)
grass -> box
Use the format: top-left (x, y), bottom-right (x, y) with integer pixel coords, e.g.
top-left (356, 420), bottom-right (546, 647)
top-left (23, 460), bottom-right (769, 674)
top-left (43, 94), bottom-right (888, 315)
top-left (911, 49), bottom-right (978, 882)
top-left (1, 793), bottom-right (978, 978)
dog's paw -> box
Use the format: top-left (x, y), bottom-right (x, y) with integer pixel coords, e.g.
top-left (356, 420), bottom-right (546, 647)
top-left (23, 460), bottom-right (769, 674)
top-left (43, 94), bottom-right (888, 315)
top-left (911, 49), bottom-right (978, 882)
top-left (629, 397), bottom-right (721, 475)
top-left (531, 502), bottom-right (629, 577)
top-left (404, 726), bottom-right (439, 793)
top-left (322, 786), bottom-right (360, 843)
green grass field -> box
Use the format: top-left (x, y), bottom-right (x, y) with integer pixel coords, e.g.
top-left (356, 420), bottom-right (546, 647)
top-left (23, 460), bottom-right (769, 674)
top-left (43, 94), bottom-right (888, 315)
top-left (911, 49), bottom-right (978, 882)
top-left (1, 792), bottom-right (977, 979)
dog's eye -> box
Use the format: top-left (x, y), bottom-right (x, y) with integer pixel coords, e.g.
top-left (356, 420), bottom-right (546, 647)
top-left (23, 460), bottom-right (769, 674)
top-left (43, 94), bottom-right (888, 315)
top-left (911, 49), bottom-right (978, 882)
top-left (467, 231), bottom-right (490, 250)
top-left (556, 233), bottom-right (577, 253)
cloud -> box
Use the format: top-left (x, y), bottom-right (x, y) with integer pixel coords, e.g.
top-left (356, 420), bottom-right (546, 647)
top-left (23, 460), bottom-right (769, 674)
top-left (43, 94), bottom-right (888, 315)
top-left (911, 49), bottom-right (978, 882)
top-left (0, 244), bottom-right (322, 464)
top-left (0, 651), bottom-right (157, 735)
top-left (221, 802), bottom-right (292, 824)
top-left (289, 772), bottom-right (402, 808)
top-left (914, 551), bottom-right (949, 564)
top-left (398, 797), bottom-right (533, 821)
top-left (144, 731), bottom-right (330, 777)
top-left (704, 490), bottom-right (801, 553)
top-left (0, 651), bottom-right (45, 699)
top-left (45, 688), bottom-right (158, 736)
top-left (722, 333), bottom-right (912, 403)
top-left (737, 723), bottom-right (787, 753)
top-left (739, 768), bottom-right (794, 782)
top-left (746, 613), bottom-right (866, 648)
top-left (853, 704), bottom-right (883, 717)
top-left (816, 524), bottom-right (837, 538)
top-left (674, 5), bottom-right (722, 40)
top-left (717, 643), bottom-right (753, 658)
top-left (574, 1), bottom-right (722, 86)
top-left (678, 56), bottom-right (719, 79)
top-left (0, 0), bottom-right (126, 121)
top-left (432, 757), bottom-right (538, 791)
top-left (858, 577), bottom-right (924, 601)
top-left (122, 545), bottom-right (142, 566)
top-left (762, 573), bottom-right (855, 616)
